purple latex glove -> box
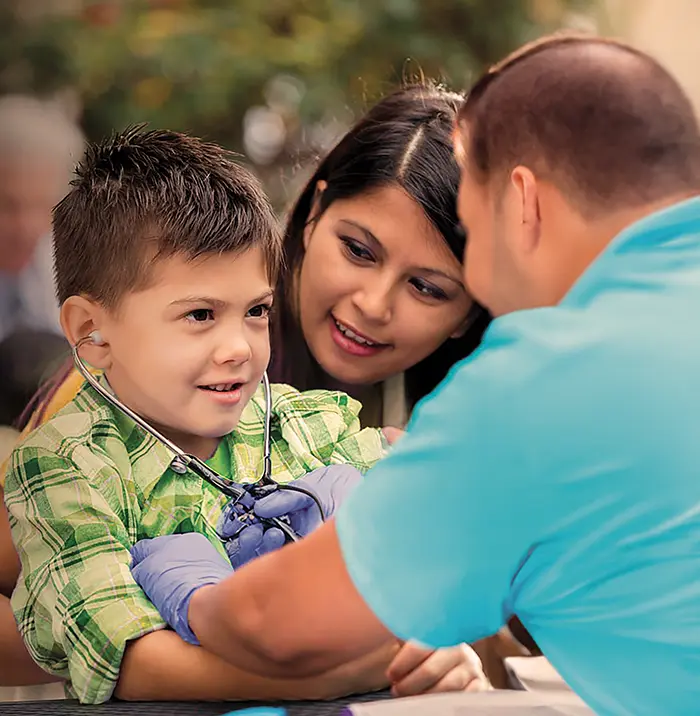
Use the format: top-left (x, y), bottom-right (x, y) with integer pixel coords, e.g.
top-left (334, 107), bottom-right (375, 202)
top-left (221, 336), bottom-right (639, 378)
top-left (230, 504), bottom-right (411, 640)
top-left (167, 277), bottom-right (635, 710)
top-left (223, 464), bottom-right (363, 569)
top-left (131, 533), bottom-right (232, 645)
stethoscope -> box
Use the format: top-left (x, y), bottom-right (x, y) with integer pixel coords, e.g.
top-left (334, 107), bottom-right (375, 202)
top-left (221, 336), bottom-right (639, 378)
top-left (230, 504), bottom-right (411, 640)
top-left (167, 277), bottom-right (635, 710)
top-left (72, 332), bottom-right (324, 545)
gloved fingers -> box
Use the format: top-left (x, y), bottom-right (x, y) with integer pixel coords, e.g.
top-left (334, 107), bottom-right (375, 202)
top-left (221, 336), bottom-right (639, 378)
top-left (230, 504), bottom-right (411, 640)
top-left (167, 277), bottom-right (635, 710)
top-left (218, 503), bottom-right (248, 540)
top-left (237, 522), bottom-right (264, 553)
top-left (253, 488), bottom-right (312, 519)
top-left (259, 527), bottom-right (286, 555)
top-left (225, 523), bottom-right (264, 569)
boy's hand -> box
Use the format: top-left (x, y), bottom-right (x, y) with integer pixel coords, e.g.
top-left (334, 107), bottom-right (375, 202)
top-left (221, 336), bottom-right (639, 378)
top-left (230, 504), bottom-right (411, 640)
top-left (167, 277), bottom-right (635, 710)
top-left (131, 533), bottom-right (232, 645)
top-left (387, 642), bottom-right (490, 697)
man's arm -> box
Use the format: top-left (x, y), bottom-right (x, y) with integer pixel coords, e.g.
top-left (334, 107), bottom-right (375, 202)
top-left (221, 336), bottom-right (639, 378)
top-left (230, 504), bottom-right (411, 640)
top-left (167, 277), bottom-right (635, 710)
top-left (116, 629), bottom-right (396, 702)
top-left (189, 521), bottom-right (394, 677)
top-left (0, 594), bottom-right (61, 686)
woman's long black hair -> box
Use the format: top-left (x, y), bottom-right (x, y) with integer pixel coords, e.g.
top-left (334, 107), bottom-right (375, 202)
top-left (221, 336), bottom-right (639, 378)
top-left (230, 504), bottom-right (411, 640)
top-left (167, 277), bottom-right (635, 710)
top-left (271, 83), bottom-right (491, 410)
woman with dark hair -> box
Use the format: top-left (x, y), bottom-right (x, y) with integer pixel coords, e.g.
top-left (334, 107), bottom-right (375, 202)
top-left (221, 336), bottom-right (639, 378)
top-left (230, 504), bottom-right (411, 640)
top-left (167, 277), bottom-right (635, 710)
top-left (272, 84), bottom-right (490, 427)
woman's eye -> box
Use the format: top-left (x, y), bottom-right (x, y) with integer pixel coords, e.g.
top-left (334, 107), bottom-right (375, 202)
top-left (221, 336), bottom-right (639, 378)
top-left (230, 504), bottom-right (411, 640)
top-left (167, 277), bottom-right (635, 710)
top-left (186, 308), bottom-right (214, 323)
top-left (247, 303), bottom-right (272, 319)
top-left (340, 237), bottom-right (374, 262)
top-left (409, 278), bottom-right (448, 301)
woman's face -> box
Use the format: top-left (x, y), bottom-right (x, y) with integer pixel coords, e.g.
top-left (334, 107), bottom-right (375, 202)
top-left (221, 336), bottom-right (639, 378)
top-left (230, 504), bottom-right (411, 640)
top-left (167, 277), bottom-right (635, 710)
top-left (298, 183), bottom-right (473, 385)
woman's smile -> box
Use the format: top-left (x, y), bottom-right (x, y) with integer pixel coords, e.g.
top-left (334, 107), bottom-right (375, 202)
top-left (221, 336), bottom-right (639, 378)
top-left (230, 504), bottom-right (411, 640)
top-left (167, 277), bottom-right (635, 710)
top-left (328, 314), bottom-right (391, 358)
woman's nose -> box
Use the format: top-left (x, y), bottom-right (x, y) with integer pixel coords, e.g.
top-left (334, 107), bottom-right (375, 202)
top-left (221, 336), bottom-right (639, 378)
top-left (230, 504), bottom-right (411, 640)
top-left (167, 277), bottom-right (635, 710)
top-left (351, 280), bottom-right (394, 324)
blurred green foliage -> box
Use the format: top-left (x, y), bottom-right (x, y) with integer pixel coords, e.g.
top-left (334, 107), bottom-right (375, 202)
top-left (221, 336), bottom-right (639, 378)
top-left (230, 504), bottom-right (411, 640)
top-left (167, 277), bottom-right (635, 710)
top-left (0, 0), bottom-right (591, 201)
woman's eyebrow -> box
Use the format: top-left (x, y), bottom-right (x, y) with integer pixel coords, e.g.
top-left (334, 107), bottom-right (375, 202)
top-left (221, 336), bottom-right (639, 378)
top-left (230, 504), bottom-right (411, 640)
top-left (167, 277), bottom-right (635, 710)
top-left (338, 219), bottom-right (383, 250)
top-left (339, 219), bottom-right (463, 288)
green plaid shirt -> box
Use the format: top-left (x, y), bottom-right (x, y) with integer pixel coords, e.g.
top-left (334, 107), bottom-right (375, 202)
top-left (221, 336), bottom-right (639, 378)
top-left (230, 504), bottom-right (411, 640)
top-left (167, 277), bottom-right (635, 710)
top-left (4, 380), bottom-right (385, 704)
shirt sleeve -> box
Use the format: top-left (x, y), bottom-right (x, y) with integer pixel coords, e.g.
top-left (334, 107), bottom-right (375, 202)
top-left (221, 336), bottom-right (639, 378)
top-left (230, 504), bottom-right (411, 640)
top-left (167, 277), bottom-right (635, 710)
top-left (334, 344), bottom-right (543, 649)
top-left (4, 443), bottom-right (166, 704)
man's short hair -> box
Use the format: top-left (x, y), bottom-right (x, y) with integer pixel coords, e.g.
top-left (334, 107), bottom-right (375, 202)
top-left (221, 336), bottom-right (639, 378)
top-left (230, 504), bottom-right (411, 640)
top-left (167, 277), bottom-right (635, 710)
top-left (458, 33), bottom-right (700, 213)
top-left (53, 126), bottom-right (281, 307)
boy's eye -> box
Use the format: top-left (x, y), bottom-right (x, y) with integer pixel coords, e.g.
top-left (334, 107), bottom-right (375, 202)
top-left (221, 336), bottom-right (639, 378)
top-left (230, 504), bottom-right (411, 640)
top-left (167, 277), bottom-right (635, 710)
top-left (340, 237), bottom-right (374, 262)
top-left (247, 303), bottom-right (272, 319)
top-left (186, 308), bottom-right (214, 322)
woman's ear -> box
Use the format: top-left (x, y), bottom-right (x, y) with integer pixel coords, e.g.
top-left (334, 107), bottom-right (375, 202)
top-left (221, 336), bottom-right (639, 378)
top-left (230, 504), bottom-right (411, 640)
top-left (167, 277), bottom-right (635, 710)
top-left (60, 295), bottom-right (112, 370)
top-left (303, 180), bottom-right (328, 250)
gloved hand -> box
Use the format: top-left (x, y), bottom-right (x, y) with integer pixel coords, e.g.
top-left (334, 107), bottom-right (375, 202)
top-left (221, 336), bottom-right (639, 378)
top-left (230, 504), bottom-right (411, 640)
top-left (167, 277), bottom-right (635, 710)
top-left (222, 464), bottom-right (363, 569)
top-left (130, 533), bottom-right (233, 645)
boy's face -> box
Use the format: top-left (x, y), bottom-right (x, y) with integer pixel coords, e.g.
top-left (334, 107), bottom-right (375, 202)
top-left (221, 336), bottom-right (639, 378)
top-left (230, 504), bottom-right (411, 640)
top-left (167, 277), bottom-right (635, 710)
top-left (99, 247), bottom-right (272, 459)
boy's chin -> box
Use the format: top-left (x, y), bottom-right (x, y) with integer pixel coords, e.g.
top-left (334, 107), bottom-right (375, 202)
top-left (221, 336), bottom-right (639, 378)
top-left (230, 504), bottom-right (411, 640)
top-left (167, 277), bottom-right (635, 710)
top-left (198, 421), bottom-right (241, 439)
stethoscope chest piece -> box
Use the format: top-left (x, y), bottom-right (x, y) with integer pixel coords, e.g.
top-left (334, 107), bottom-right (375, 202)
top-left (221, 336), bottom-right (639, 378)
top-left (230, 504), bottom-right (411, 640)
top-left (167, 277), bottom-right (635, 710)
top-left (170, 457), bottom-right (189, 474)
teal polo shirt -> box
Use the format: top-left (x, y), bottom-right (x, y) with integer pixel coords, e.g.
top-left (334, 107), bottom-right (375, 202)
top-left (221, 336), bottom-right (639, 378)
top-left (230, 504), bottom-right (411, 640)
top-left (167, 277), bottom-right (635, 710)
top-left (336, 197), bottom-right (700, 716)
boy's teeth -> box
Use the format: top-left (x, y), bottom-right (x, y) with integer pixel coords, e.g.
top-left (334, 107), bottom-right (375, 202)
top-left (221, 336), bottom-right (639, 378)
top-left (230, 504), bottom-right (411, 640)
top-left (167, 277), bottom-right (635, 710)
top-left (209, 383), bottom-right (234, 392)
top-left (335, 320), bottom-right (377, 346)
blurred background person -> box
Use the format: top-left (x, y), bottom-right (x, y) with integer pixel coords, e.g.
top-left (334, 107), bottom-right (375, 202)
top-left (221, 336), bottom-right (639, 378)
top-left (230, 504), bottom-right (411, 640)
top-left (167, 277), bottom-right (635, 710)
top-left (0, 95), bottom-right (83, 428)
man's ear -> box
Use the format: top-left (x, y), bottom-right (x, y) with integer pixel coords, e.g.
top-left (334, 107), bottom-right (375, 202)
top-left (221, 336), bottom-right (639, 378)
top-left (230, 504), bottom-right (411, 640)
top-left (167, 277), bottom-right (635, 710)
top-left (510, 166), bottom-right (541, 255)
top-left (303, 180), bottom-right (328, 250)
top-left (60, 295), bottom-right (112, 370)
top-left (450, 303), bottom-right (478, 339)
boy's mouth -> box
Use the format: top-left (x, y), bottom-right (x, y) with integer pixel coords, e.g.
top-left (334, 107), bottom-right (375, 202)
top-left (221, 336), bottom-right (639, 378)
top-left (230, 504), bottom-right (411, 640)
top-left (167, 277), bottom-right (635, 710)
top-left (198, 382), bottom-right (243, 392)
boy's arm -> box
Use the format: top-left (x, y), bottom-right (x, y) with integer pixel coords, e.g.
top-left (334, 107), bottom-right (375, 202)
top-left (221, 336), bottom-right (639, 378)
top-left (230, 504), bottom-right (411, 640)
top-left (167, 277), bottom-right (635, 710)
top-left (293, 389), bottom-right (387, 473)
top-left (0, 593), bottom-right (61, 686)
top-left (116, 629), bottom-right (395, 701)
top-left (0, 486), bottom-right (20, 597)
top-left (5, 444), bottom-right (166, 704)
top-left (0, 485), bottom-right (56, 687)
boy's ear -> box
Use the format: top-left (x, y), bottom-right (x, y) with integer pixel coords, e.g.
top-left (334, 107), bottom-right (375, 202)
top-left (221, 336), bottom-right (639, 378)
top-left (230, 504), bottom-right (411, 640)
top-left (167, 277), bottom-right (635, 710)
top-left (303, 180), bottom-right (327, 250)
top-left (60, 296), bottom-right (112, 370)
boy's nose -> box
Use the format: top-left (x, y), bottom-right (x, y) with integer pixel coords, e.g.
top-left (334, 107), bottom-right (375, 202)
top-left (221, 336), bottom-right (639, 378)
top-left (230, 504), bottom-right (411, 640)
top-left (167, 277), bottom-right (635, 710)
top-left (213, 333), bottom-right (252, 365)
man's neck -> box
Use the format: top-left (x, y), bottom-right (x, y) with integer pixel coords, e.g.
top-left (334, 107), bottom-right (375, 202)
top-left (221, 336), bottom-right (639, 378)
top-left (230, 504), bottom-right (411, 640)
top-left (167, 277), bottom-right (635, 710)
top-left (591, 191), bottom-right (699, 246)
top-left (553, 191), bottom-right (700, 305)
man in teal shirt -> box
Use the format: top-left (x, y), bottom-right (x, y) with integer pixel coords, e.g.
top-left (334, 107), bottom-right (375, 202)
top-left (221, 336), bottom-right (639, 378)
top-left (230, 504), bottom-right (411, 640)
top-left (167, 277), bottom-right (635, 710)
top-left (130, 35), bottom-right (700, 714)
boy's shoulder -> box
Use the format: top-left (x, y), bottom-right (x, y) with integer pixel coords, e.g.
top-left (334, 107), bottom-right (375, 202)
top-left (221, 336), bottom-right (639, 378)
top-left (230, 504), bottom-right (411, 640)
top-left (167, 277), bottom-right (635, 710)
top-left (11, 381), bottom-right (119, 463)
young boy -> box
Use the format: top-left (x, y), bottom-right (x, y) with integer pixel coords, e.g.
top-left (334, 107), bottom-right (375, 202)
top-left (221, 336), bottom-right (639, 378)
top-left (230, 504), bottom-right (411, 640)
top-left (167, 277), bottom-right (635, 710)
top-left (2, 127), bottom-right (399, 704)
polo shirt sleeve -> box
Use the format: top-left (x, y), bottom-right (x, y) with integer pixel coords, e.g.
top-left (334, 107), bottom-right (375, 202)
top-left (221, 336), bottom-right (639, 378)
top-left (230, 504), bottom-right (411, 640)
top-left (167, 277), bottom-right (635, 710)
top-left (335, 329), bottom-right (545, 648)
top-left (4, 442), bottom-right (166, 704)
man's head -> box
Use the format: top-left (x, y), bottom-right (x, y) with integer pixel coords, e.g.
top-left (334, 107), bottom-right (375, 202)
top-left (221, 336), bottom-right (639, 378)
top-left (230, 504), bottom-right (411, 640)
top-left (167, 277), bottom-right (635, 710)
top-left (0, 96), bottom-right (84, 274)
top-left (58, 127), bottom-right (281, 458)
top-left (454, 34), bottom-right (700, 316)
